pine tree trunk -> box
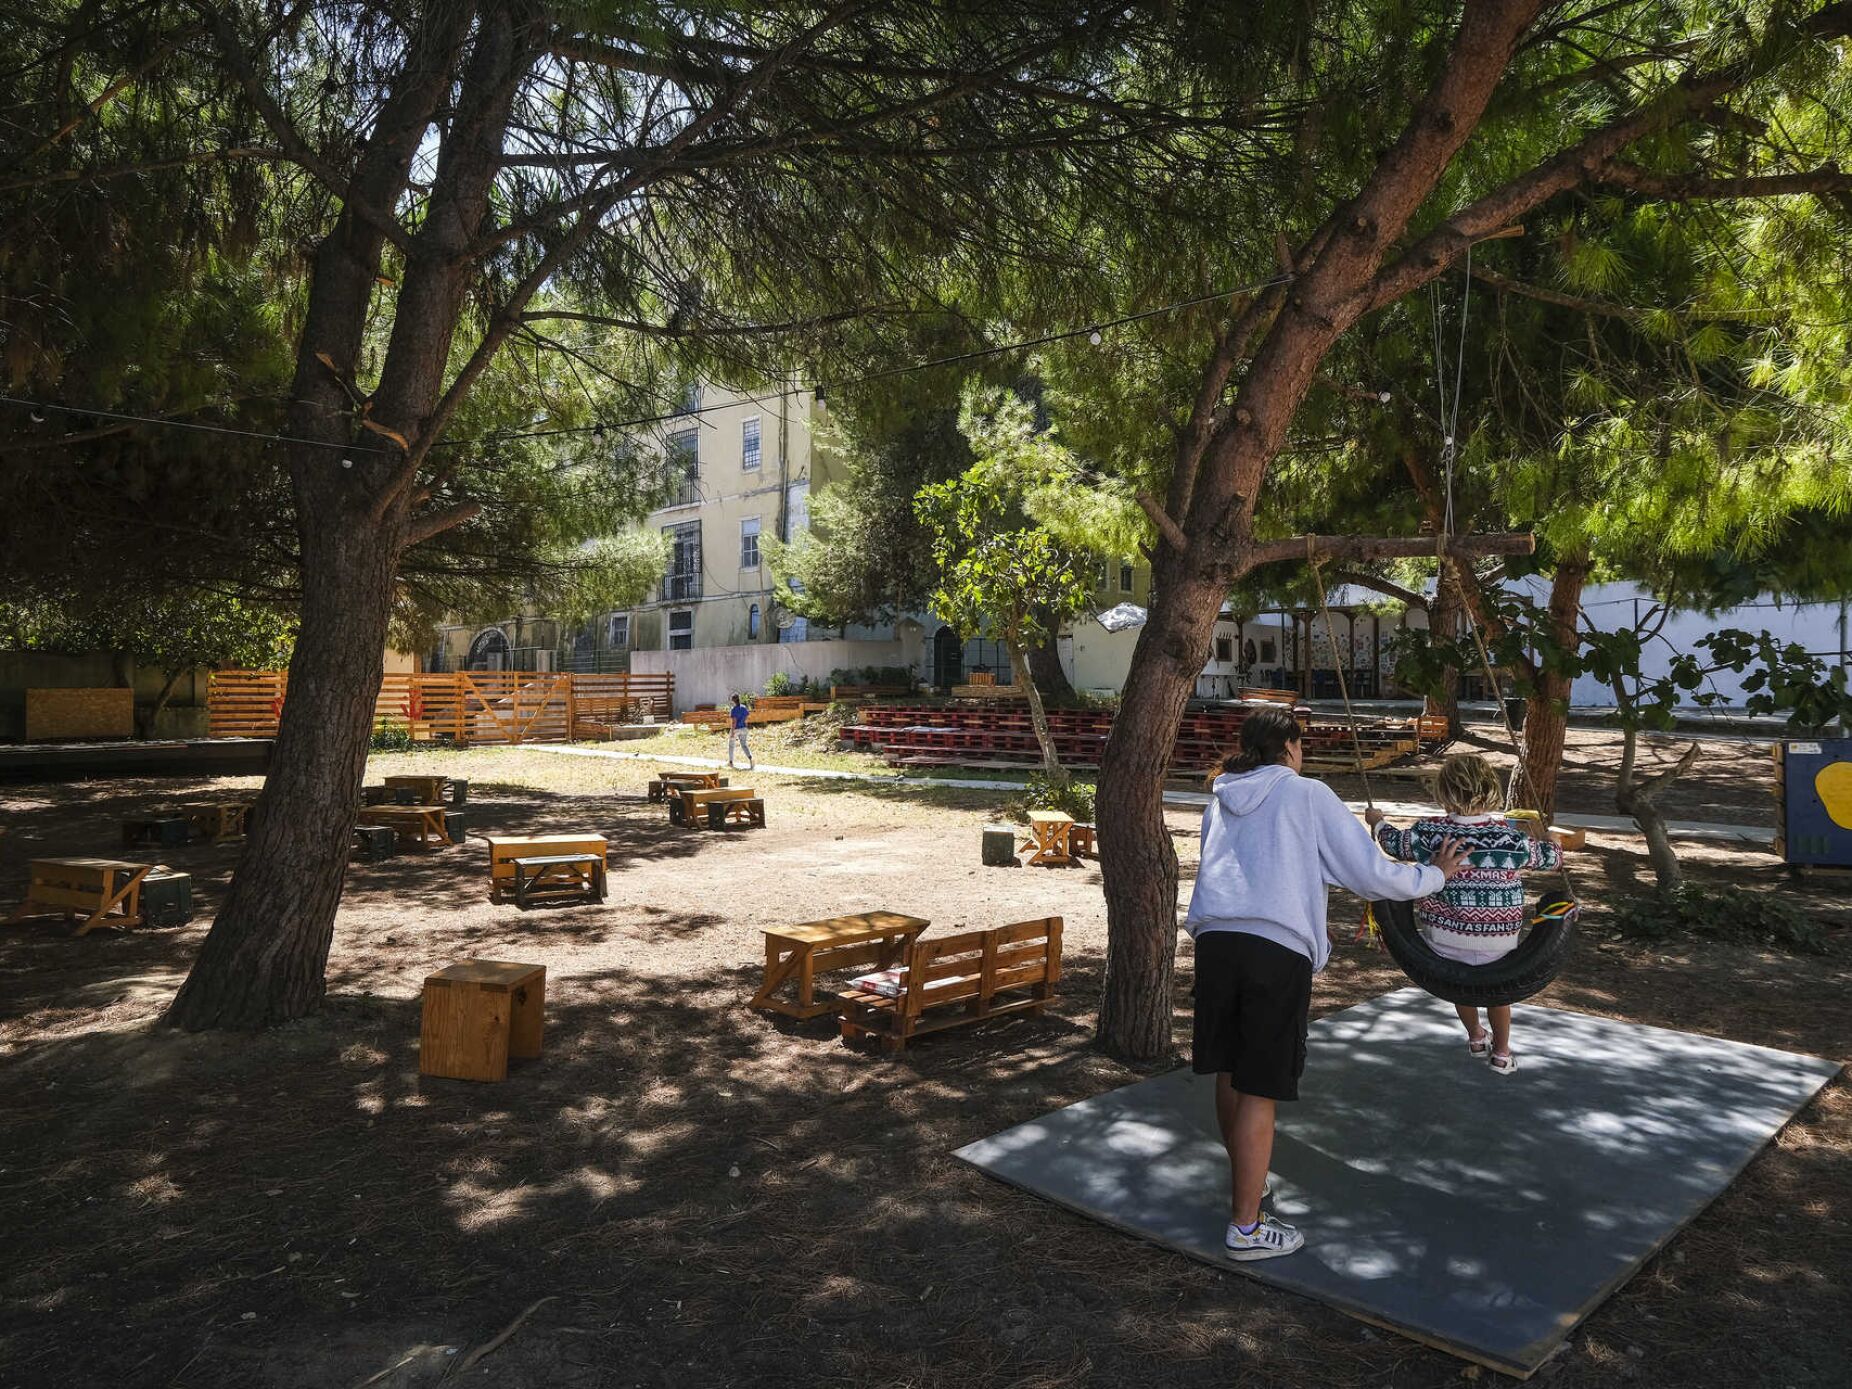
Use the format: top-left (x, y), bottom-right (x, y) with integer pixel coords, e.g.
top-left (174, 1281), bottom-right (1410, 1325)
top-left (165, 7), bottom-right (520, 1030)
top-left (1096, 565), bottom-right (1223, 1060)
top-left (164, 519), bottom-right (399, 1028)
top-left (1010, 640), bottom-right (1066, 784)
top-left (1518, 557), bottom-right (1588, 822)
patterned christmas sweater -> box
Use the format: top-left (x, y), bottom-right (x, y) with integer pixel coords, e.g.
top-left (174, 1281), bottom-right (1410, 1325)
top-left (1374, 813), bottom-right (1561, 954)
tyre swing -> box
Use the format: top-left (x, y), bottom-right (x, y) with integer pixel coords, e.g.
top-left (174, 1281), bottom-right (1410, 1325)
top-left (1314, 257), bottom-right (1579, 1008)
top-left (1312, 545), bottom-right (1580, 1007)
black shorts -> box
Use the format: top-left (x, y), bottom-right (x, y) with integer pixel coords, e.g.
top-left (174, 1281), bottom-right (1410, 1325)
top-left (1190, 931), bottom-right (1313, 1100)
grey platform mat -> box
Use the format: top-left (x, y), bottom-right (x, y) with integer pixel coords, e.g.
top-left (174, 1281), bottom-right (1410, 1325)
top-left (955, 988), bottom-right (1839, 1377)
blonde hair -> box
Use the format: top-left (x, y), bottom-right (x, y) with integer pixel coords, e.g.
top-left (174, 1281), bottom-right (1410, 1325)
top-left (1434, 753), bottom-right (1503, 816)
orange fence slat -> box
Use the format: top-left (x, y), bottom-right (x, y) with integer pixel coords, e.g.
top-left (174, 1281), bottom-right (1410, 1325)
top-left (210, 669), bottom-right (672, 745)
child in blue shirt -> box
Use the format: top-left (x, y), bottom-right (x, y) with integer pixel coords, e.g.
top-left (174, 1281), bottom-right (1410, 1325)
top-left (727, 694), bottom-right (754, 770)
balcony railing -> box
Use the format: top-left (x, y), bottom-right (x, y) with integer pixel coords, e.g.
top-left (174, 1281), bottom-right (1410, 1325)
top-left (663, 571), bottom-right (702, 601)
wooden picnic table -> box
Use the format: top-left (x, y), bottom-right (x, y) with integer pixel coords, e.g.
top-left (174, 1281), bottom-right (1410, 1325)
top-left (179, 801), bottom-right (254, 844)
top-left (6, 858), bottom-right (153, 935)
top-left (675, 785), bottom-right (759, 829)
top-left (356, 803), bottom-right (454, 848)
top-left (751, 910), bottom-right (930, 1021)
top-left (383, 774), bottom-right (448, 806)
top-left (1020, 810), bottom-right (1075, 867)
top-left (485, 834), bottom-right (608, 904)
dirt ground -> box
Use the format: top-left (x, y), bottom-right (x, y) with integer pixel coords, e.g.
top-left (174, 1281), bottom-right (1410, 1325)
top-left (1, 733), bottom-right (1847, 1389)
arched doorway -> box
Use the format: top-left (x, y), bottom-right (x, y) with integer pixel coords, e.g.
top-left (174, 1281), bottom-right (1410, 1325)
top-left (467, 627), bottom-right (511, 671)
top-left (932, 625), bottom-right (963, 690)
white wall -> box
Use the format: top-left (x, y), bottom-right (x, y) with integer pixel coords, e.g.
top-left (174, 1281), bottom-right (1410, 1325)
top-left (630, 638), bottom-right (918, 712)
top-left (1508, 580), bottom-right (1850, 707)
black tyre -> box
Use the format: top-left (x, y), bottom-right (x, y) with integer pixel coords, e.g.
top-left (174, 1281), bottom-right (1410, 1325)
top-left (1371, 895), bottom-right (1577, 1007)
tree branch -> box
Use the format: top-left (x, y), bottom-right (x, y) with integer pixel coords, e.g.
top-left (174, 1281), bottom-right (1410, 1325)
top-left (404, 501), bottom-right (482, 547)
top-left (1242, 531), bottom-right (1535, 569)
top-left (190, 1), bottom-right (412, 253)
top-left (1136, 490), bottom-right (1190, 555)
top-left (1325, 569), bottom-right (1430, 609)
top-left (1364, 2), bottom-right (1852, 315)
top-left (1592, 161), bottom-right (1851, 199)
top-left (1469, 264), bottom-right (1641, 320)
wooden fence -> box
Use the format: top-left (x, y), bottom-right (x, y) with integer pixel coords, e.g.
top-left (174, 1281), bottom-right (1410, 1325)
top-left (208, 670), bottom-right (673, 745)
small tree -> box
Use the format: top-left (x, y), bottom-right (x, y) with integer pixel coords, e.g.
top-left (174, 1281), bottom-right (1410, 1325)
top-left (5, 591), bottom-right (295, 738)
top-left (914, 391), bottom-right (1096, 783)
top-left (1408, 599), bottom-right (1852, 887)
top-left (1596, 623), bottom-right (1852, 887)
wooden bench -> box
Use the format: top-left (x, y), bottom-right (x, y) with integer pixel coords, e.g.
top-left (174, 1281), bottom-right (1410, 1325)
top-left (420, 960), bottom-right (545, 1082)
top-left (677, 786), bottom-right (761, 829)
top-left (649, 770), bottom-right (725, 803)
top-left (485, 834), bottom-right (608, 904)
top-left (351, 824), bottom-right (397, 861)
top-left (181, 801), bottom-right (253, 844)
top-left (383, 774), bottom-right (448, 806)
top-left (122, 815), bottom-right (191, 849)
top-left (6, 858), bottom-right (155, 935)
top-left (512, 854), bottom-right (605, 908)
top-left (837, 916), bottom-right (1063, 1052)
top-left (705, 795), bottom-right (766, 830)
top-left (1069, 822), bottom-right (1096, 857)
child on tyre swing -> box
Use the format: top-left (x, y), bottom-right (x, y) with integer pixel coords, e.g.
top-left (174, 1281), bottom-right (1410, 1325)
top-left (1367, 753), bottom-right (1562, 1076)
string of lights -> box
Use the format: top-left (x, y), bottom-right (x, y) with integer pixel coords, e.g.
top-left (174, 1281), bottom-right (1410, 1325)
top-left (0, 273), bottom-right (1293, 463)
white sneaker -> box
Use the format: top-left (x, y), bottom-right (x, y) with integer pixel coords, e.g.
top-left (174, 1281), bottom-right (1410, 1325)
top-left (1225, 1214), bottom-right (1304, 1261)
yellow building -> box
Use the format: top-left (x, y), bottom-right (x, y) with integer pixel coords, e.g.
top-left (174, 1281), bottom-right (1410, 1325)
top-left (430, 381), bottom-right (831, 673)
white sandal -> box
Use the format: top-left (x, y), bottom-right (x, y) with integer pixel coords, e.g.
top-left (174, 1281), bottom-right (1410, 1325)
top-left (1466, 1030), bottom-right (1490, 1058)
top-left (1488, 1049), bottom-right (1517, 1075)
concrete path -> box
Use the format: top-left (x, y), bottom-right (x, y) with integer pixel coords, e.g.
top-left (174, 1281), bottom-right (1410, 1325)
top-left (527, 743), bottom-right (1775, 846)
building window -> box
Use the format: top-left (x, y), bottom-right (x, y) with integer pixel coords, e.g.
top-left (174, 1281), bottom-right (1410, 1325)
top-left (607, 614), bottom-right (630, 649)
top-left (779, 580), bottom-right (809, 642)
top-left (676, 382), bottom-right (703, 415)
top-left (1096, 560), bottom-right (1109, 591)
top-left (1120, 563), bottom-right (1134, 593)
top-left (1259, 639), bottom-right (1277, 664)
top-left (739, 515), bottom-right (761, 569)
top-left (663, 520), bottom-right (702, 601)
top-left (741, 416), bottom-right (761, 470)
top-left (668, 609), bottom-right (693, 651)
top-left (1216, 635), bottom-right (1234, 663)
top-left (748, 604), bottom-right (761, 639)
top-left (665, 428), bottom-right (699, 506)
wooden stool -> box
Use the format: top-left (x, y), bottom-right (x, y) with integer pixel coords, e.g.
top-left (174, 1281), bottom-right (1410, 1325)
top-left (420, 960), bottom-right (545, 1082)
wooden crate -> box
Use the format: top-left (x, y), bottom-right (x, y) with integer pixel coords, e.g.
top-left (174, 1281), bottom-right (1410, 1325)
top-left (485, 834), bottom-right (608, 901)
top-left (419, 960), bottom-right (545, 1082)
top-left (24, 688), bottom-right (134, 741)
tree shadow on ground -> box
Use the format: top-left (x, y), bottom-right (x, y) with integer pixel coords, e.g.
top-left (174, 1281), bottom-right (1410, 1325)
top-left (4, 927), bottom-right (1849, 1389)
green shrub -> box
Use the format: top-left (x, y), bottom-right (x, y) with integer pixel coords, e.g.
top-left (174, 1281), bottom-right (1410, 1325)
top-left (1609, 883), bottom-right (1829, 956)
top-left (763, 672), bottom-right (794, 697)
top-left (1014, 772), bottom-right (1096, 822)
top-left (370, 720), bottom-right (414, 753)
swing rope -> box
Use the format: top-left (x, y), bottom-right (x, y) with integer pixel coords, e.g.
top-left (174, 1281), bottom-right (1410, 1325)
top-left (1307, 536), bottom-right (1377, 811)
top-left (1336, 249), bottom-right (1578, 977)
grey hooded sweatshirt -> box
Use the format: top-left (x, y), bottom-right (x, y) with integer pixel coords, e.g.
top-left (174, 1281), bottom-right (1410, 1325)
top-left (1183, 764), bottom-right (1443, 972)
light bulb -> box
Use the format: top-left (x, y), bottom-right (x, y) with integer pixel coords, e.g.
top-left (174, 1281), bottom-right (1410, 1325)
top-left (1088, 330), bottom-right (1103, 346)
top-left (341, 457), bottom-right (355, 469)
top-left (1378, 391), bottom-right (1392, 403)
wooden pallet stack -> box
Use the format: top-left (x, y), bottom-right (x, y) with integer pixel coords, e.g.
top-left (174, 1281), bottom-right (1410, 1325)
top-left (841, 701), bottom-right (1439, 775)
